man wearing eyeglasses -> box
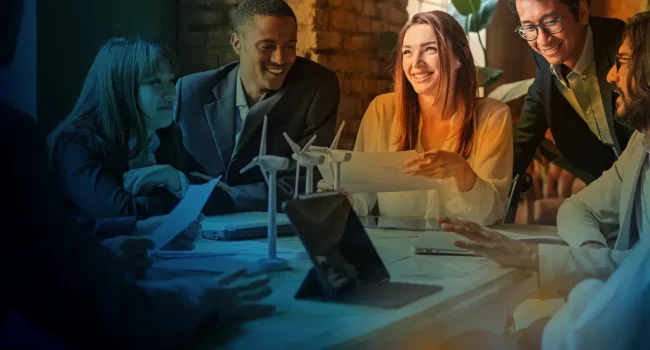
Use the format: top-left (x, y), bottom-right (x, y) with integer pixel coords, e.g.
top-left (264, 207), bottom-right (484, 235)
top-left (439, 11), bottom-right (650, 349)
top-left (511, 0), bottom-right (635, 187)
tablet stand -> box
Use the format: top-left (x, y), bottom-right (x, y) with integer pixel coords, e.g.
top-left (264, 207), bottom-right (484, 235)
top-left (295, 268), bottom-right (326, 300)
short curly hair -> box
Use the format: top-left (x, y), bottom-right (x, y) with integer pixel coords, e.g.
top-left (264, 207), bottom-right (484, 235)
top-left (508, 0), bottom-right (591, 21)
top-left (232, 0), bottom-right (297, 34)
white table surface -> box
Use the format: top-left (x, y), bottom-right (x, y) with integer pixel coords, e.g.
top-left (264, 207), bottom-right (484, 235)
top-left (153, 224), bottom-right (558, 350)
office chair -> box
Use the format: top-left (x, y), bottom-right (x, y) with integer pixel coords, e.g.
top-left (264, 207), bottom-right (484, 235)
top-left (503, 172), bottom-right (532, 224)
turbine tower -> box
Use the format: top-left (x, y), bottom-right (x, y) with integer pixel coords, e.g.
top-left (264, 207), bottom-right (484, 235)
top-left (327, 121), bottom-right (352, 190)
top-left (240, 115), bottom-right (290, 271)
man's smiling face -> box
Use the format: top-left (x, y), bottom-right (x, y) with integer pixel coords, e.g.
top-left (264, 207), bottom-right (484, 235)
top-left (515, 0), bottom-right (589, 68)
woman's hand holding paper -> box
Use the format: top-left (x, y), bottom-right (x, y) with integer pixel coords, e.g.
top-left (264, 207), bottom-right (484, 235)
top-left (403, 150), bottom-right (477, 192)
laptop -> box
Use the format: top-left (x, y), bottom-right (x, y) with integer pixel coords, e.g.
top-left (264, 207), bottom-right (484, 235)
top-left (201, 212), bottom-right (294, 240)
top-left (282, 192), bottom-right (442, 309)
top-left (412, 222), bottom-right (567, 256)
top-left (412, 232), bottom-right (477, 256)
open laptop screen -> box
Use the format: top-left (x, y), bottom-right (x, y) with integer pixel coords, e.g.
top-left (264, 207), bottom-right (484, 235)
top-left (283, 193), bottom-right (390, 290)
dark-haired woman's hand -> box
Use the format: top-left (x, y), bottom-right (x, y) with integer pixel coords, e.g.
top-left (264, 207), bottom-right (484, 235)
top-left (123, 164), bottom-right (182, 195)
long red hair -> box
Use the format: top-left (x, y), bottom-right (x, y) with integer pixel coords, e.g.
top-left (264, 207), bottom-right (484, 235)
top-left (394, 11), bottom-right (479, 158)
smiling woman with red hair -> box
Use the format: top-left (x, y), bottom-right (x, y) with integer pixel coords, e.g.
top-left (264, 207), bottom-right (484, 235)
top-left (350, 11), bottom-right (513, 225)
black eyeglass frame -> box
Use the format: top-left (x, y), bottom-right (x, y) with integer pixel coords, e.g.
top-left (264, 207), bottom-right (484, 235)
top-left (615, 55), bottom-right (631, 71)
top-left (515, 15), bottom-right (567, 41)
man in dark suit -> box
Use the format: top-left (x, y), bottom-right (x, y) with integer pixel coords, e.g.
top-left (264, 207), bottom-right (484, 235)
top-left (511, 0), bottom-right (634, 183)
top-left (174, 0), bottom-right (340, 212)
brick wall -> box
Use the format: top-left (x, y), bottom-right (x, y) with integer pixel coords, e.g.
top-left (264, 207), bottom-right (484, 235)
top-left (176, 0), bottom-right (240, 76)
top-left (176, 0), bottom-right (409, 149)
top-left (591, 0), bottom-right (649, 20)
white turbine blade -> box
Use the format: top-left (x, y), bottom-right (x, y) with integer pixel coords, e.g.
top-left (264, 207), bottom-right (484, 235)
top-left (261, 169), bottom-right (270, 186)
top-left (283, 132), bottom-right (301, 154)
top-left (260, 115), bottom-right (268, 156)
top-left (301, 134), bottom-right (317, 152)
top-left (330, 121), bottom-right (345, 150)
top-left (240, 160), bottom-right (258, 174)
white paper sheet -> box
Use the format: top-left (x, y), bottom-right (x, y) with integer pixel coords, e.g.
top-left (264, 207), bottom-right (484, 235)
top-left (148, 177), bottom-right (220, 254)
top-left (316, 149), bottom-right (444, 193)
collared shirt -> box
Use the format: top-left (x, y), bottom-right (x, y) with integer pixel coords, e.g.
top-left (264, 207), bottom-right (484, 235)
top-left (235, 66), bottom-right (249, 144)
top-left (550, 26), bottom-right (618, 152)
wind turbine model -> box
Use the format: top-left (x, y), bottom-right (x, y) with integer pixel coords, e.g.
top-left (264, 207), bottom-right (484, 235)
top-left (283, 133), bottom-right (325, 197)
top-left (326, 122), bottom-right (352, 190)
top-left (240, 115), bottom-right (290, 271)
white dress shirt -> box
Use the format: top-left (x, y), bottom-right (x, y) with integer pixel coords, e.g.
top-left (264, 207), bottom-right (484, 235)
top-left (235, 66), bottom-right (249, 144)
top-left (351, 93), bottom-right (513, 226)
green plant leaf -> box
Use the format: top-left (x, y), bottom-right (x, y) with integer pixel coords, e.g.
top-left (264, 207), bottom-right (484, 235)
top-left (451, 0), bottom-right (482, 16)
top-left (449, 0), bottom-right (498, 32)
top-left (476, 66), bottom-right (503, 88)
top-left (487, 78), bottom-right (535, 103)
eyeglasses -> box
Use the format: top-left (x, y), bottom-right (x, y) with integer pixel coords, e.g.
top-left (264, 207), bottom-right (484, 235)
top-left (615, 55), bottom-right (630, 71)
top-left (515, 15), bottom-right (565, 41)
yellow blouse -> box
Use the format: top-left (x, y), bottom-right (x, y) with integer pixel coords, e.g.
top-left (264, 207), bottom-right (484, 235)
top-left (351, 92), bottom-right (513, 226)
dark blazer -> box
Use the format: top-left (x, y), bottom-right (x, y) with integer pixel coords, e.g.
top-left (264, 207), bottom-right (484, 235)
top-left (174, 57), bottom-right (340, 211)
top-left (513, 17), bottom-right (634, 182)
top-left (51, 123), bottom-right (234, 219)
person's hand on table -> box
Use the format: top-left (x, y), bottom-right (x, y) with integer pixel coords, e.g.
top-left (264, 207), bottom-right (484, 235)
top-left (101, 236), bottom-right (154, 278)
top-left (438, 216), bottom-right (539, 270)
top-left (205, 268), bottom-right (276, 323)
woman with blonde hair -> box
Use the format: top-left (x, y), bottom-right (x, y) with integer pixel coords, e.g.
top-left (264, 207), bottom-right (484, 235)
top-left (344, 11), bottom-right (513, 225)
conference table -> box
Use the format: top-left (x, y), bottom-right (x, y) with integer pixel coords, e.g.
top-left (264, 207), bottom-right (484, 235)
top-left (150, 223), bottom-right (559, 350)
